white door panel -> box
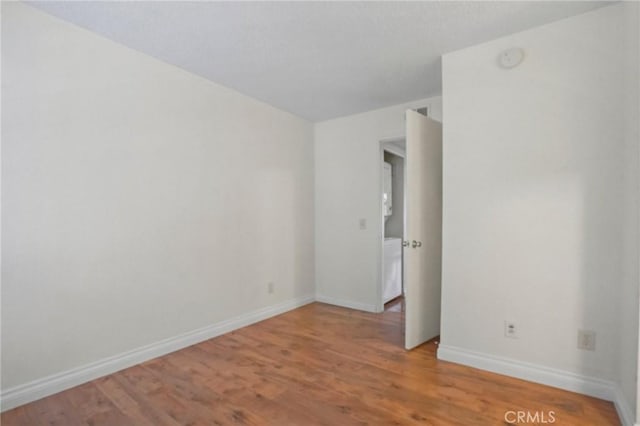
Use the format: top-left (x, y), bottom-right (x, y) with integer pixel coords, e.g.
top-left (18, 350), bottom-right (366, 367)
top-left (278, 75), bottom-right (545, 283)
top-left (404, 110), bottom-right (442, 350)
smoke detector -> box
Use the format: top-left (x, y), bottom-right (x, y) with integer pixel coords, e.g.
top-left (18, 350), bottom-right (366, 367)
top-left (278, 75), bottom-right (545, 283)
top-left (498, 48), bottom-right (525, 69)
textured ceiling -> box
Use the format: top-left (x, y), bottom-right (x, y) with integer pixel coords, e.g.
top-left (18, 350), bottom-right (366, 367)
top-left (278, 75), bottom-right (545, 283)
top-left (28, 1), bottom-right (610, 121)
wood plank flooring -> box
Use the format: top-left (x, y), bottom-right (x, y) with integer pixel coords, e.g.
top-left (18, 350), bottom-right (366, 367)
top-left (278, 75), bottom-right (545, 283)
top-left (1, 300), bottom-right (620, 425)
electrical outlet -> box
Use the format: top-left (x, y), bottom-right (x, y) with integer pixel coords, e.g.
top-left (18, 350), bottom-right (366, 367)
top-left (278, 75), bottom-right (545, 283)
top-left (267, 282), bottom-right (275, 294)
top-left (504, 321), bottom-right (518, 339)
top-left (577, 330), bottom-right (596, 351)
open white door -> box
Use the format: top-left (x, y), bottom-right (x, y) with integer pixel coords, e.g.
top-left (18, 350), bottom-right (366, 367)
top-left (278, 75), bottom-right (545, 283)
top-left (404, 109), bottom-right (442, 350)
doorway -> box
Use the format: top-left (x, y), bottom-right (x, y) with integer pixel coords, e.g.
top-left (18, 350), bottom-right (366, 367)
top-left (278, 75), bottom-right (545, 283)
top-left (377, 110), bottom-right (443, 351)
top-left (379, 140), bottom-right (406, 314)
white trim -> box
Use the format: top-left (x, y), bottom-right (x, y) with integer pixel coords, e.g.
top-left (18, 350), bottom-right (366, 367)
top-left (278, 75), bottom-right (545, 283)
top-left (377, 142), bottom-right (386, 313)
top-left (0, 295), bottom-right (315, 412)
top-left (437, 344), bottom-right (614, 401)
top-left (438, 344), bottom-right (638, 425)
top-left (315, 294), bottom-right (378, 313)
top-left (377, 137), bottom-right (406, 313)
top-left (613, 384), bottom-right (635, 426)
top-left (382, 143), bottom-right (406, 159)
top-left (379, 135), bottom-right (406, 146)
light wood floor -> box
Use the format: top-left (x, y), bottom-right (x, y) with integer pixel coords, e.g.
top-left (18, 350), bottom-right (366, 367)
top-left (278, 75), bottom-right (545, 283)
top-left (2, 300), bottom-right (620, 425)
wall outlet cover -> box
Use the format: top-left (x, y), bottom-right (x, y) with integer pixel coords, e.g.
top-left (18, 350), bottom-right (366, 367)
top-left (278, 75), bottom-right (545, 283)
top-left (504, 321), bottom-right (518, 339)
top-left (577, 330), bottom-right (596, 351)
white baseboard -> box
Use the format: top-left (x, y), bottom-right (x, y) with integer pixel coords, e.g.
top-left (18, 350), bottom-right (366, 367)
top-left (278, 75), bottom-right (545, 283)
top-left (315, 294), bottom-right (378, 313)
top-left (0, 295), bottom-right (315, 412)
top-left (437, 344), bottom-right (636, 425)
top-left (613, 384), bottom-right (635, 426)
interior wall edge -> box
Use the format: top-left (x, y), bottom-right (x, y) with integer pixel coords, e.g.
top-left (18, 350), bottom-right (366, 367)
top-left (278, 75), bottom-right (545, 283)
top-left (437, 344), bottom-right (613, 400)
top-left (614, 383), bottom-right (636, 426)
top-left (314, 294), bottom-right (379, 313)
top-left (0, 294), bottom-right (315, 413)
top-left (437, 344), bottom-right (634, 425)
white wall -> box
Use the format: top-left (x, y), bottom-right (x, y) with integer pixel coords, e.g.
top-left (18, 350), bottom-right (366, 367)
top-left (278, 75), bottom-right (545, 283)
top-left (314, 98), bottom-right (441, 312)
top-left (1, 1), bottom-right (314, 396)
top-left (621, 5), bottom-right (640, 425)
top-left (622, 5), bottom-right (640, 425)
top-left (440, 2), bottom-right (638, 421)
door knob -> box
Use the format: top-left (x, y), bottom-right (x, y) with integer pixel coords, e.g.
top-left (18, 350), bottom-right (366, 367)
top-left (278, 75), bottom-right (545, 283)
top-left (412, 240), bottom-right (422, 248)
top-left (402, 240), bottom-right (410, 247)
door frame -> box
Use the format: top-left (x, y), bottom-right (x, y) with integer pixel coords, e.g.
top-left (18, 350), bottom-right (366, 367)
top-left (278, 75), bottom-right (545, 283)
top-left (377, 137), bottom-right (407, 313)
